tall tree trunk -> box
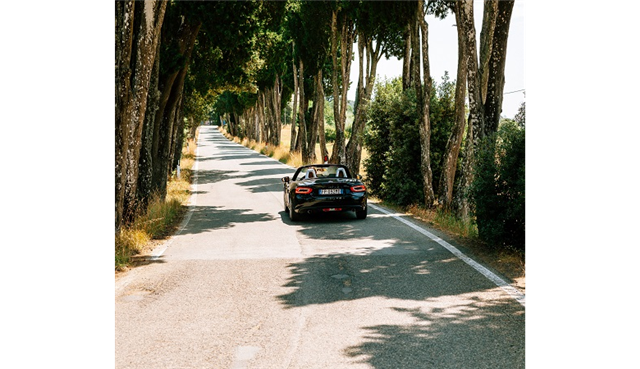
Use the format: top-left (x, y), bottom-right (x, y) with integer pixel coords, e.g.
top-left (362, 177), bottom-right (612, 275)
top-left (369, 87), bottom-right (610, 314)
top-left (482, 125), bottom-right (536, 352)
top-left (159, 91), bottom-right (181, 191)
top-left (122, 0), bottom-right (167, 223)
top-left (259, 95), bottom-right (265, 143)
top-left (416, 0), bottom-right (436, 207)
top-left (258, 92), bottom-right (266, 143)
top-left (115, 0), bottom-right (135, 231)
top-left (297, 59), bottom-right (309, 163)
top-left (402, 22), bottom-right (412, 92)
top-left (151, 21), bottom-right (190, 190)
top-left (329, 10), bottom-right (341, 163)
top-left (270, 74), bottom-right (283, 146)
top-left (452, 0), bottom-right (513, 219)
top-left (137, 36), bottom-right (162, 211)
top-left (329, 11), bottom-right (354, 165)
top-left (308, 71), bottom-right (322, 163)
top-left (346, 31), bottom-right (381, 176)
top-left (438, 3), bottom-right (468, 209)
top-left (454, 0), bottom-right (485, 220)
top-left (225, 112), bottom-right (233, 135)
top-left (483, 0), bottom-right (514, 134)
top-left (115, 0), bottom-right (166, 229)
top-left (478, 0), bottom-right (499, 105)
top-left (263, 90), bottom-right (270, 143)
top-left (315, 69), bottom-right (328, 162)
top-left (290, 43), bottom-right (299, 152)
top-left (266, 89), bottom-right (272, 144)
top-left (265, 89), bottom-right (272, 144)
top-left (188, 117), bottom-right (198, 139)
top-left (151, 20), bottom-right (201, 200)
top-left (295, 96), bottom-right (309, 152)
top-left (170, 94), bottom-right (185, 172)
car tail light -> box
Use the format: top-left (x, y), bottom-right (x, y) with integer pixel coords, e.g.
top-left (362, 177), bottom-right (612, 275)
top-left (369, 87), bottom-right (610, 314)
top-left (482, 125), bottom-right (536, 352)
top-left (350, 185), bottom-right (366, 192)
top-left (295, 187), bottom-right (313, 194)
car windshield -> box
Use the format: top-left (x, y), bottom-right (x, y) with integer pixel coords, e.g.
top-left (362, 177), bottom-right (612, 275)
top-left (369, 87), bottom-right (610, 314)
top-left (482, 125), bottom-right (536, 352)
top-left (294, 165), bottom-right (351, 180)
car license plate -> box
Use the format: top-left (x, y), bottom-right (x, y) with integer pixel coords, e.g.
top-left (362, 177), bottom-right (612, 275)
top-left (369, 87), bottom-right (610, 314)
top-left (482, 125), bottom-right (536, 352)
top-left (319, 188), bottom-right (342, 195)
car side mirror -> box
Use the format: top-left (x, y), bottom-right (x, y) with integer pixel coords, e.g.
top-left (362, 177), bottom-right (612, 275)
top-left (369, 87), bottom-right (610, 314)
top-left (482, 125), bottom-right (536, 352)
top-left (357, 174), bottom-right (363, 180)
top-left (282, 176), bottom-right (290, 183)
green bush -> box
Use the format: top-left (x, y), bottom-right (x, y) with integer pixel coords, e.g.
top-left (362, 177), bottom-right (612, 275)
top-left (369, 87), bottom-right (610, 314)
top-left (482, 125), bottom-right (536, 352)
top-left (324, 126), bottom-right (336, 143)
top-left (471, 120), bottom-right (525, 250)
top-left (382, 89), bottom-right (424, 206)
top-left (429, 72), bottom-right (457, 192)
top-left (364, 75), bottom-right (458, 207)
top-left (363, 80), bottom-right (395, 198)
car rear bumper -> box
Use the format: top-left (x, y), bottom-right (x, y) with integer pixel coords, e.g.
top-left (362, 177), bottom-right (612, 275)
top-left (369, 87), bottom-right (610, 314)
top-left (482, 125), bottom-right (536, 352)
top-left (292, 194), bottom-right (367, 214)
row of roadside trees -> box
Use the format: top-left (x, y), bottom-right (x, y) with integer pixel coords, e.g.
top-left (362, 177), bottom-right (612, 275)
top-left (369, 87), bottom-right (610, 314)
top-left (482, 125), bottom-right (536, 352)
top-left (115, 0), bottom-right (523, 250)
top-left (365, 74), bottom-right (525, 250)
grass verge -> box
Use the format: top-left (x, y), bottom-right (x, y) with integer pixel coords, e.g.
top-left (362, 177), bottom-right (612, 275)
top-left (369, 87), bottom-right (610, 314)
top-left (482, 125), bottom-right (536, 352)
top-left (115, 133), bottom-right (198, 272)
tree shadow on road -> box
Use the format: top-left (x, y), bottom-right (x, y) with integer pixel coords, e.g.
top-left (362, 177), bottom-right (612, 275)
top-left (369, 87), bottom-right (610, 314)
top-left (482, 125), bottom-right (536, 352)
top-left (177, 205), bottom-right (276, 236)
top-left (344, 302), bottom-right (524, 369)
top-left (275, 218), bottom-right (525, 368)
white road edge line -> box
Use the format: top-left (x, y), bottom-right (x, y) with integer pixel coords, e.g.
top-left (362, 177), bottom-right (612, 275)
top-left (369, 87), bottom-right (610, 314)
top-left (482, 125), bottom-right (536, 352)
top-left (369, 203), bottom-right (525, 307)
top-left (117, 130), bottom-right (203, 292)
top-left (148, 129), bottom-right (203, 260)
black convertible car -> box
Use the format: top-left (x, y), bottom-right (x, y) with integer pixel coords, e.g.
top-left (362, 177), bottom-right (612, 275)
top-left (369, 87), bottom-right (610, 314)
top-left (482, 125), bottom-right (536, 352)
top-left (282, 164), bottom-right (367, 221)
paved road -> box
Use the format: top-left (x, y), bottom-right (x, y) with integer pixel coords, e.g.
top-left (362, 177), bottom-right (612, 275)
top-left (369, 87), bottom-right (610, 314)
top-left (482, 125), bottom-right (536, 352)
top-left (115, 126), bottom-right (525, 369)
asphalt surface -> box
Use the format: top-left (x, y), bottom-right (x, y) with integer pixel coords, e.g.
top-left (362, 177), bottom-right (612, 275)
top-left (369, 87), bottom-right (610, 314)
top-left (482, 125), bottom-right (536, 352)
top-left (115, 126), bottom-right (525, 369)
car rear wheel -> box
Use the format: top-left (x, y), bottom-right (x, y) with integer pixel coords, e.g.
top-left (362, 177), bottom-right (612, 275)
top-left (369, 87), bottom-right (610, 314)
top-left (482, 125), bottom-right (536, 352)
top-left (356, 206), bottom-right (367, 220)
top-left (289, 197), bottom-right (300, 221)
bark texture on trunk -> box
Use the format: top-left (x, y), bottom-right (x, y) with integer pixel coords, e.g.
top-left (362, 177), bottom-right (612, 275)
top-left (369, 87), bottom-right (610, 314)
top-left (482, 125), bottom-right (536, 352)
top-left (316, 69), bottom-right (328, 161)
top-left (151, 20), bottom-right (201, 200)
top-left (345, 28), bottom-right (381, 176)
top-left (478, 0), bottom-right (499, 105)
top-left (115, 0), bottom-right (166, 229)
top-left (269, 74), bottom-right (283, 146)
top-left (297, 59), bottom-right (309, 163)
top-left (290, 42), bottom-right (299, 153)
top-left (307, 70), bottom-right (325, 163)
top-left (122, 0), bottom-right (167, 223)
top-left (329, 10), bottom-right (341, 163)
top-left (137, 37), bottom-right (162, 211)
top-left (438, 2), bottom-right (468, 209)
top-left (455, 0), bottom-right (484, 220)
top-left (453, 0), bottom-right (514, 220)
top-left (329, 9), bottom-right (354, 165)
top-left (402, 23), bottom-right (412, 92)
top-left (416, 0), bottom-right (435, 208)
top-left (115, 0), bottom-right (136, 230)
top-left (483, 0), bottom-right (514, 134)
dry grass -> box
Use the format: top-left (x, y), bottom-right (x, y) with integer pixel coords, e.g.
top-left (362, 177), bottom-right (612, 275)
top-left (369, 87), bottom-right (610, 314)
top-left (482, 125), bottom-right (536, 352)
top-left (115, 135), bottom-right (198, 271)
top-left (402, 203), bottom-right (524, 287)
top-left (406, 205), bottom-right (479, 239)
